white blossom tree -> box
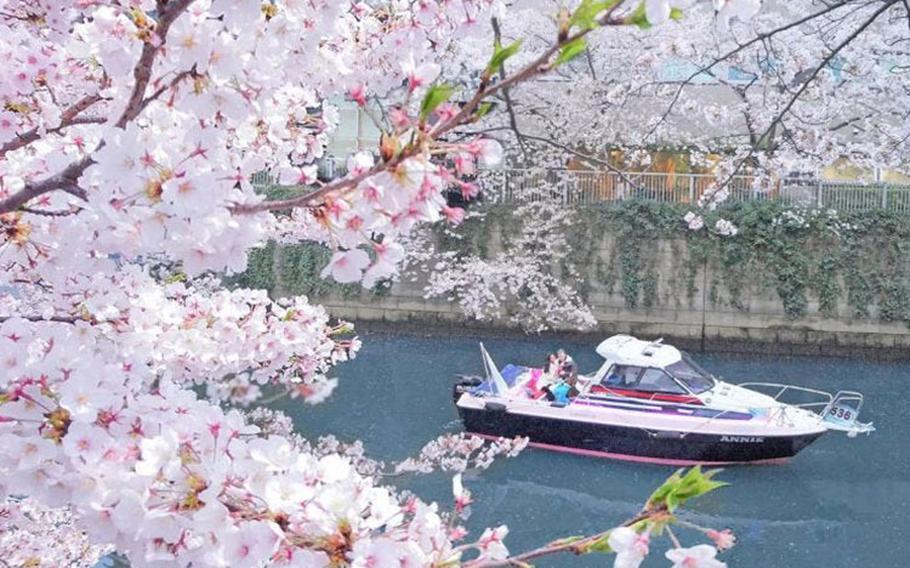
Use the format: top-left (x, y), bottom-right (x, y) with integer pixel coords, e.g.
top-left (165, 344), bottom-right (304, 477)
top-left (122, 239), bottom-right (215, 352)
top-left (471, 0), bottom-right (910, 178)
top-left (0, 1), bottom-right (830, 566)
top-left (403, 190), bottom-right (598, 332)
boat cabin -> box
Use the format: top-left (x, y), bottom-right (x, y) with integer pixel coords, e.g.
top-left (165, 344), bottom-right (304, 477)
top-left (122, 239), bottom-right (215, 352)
top-left (586, 335), bottom-right (716, 401)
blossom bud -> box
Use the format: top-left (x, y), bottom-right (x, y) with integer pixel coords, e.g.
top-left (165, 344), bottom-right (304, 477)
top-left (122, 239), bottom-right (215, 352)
top-left (706, 528), bottom-right (736, 550)
top-left (379, 132), bottom-right (401, 163)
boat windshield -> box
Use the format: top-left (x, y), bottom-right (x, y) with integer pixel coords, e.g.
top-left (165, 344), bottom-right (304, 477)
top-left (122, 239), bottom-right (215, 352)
top-left (666, 354), bottom-right (715, 394)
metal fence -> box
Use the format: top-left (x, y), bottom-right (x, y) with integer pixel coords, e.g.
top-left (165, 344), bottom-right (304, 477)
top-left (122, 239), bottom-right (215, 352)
top-left (477, 169), bottom-right (910, 214)
top-left (251, 162), bottom-right (910, 214)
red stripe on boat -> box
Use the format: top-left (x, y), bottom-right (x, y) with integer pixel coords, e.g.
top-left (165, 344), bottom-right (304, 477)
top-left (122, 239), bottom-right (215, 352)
top-left (589, 385), bottom-right (703, 405)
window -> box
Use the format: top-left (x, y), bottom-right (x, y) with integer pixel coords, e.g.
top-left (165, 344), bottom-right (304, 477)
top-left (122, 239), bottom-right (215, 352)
top-left (601, 365), bottom-right (643, 388)
top-left (666, 354), bottom-right (715, 394)
top-left (635, 369), bottom-right (687, 394)
top-left (326, 100), bottom-right (382, 156)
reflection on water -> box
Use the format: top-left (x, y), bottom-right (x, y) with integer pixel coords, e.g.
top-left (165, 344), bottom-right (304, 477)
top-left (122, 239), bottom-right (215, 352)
top-left (275, 331), bottom-right (910, 567)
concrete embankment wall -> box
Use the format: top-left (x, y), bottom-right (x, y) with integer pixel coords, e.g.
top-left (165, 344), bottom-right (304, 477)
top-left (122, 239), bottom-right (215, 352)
top-left (270, 227), bottom-right (910, 360)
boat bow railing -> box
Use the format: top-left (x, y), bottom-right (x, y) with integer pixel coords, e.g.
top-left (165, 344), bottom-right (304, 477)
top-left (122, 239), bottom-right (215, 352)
top-left (737, 382), bottom-right (875, 436)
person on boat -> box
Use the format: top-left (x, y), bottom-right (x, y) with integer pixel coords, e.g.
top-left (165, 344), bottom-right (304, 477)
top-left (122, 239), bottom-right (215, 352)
top-left (542, 353), bottom-right (559, 383)
top-left (557, 349), bottom-right (578, 388)
top-left (526, 355), bottom-right (555, 398)
top-left (539, 354), bottom-right (560, 400)
top-left (550, 380), bottom-right (572, 404)
top-left (556, 349), bottom-right (575, 374)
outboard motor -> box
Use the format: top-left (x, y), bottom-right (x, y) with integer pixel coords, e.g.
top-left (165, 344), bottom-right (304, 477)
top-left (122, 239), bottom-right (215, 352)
top-left (453, 375), bottom-right (483, 403)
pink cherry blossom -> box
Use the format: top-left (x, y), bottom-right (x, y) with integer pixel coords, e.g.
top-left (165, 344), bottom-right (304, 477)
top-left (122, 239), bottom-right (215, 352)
top-left (442, 205), bottom-right (466, 225)
top-left (608, 526), bottom-right (650, 568)
top-left (685, 211), bottom-right (705, 231)
top-left (706, 529), bottom-right (736, 551)
top-left (349, 84), bottom-right (368, 107)
top-left (467, 139), bottom-right (504, 168)
top-left (401, 53), bottom-right (441, 92)
top-left (452, 473), bottom-right (473, 512)
top-left (321, 249), bottom-right (372, 283)
top-left (476, 525), bottom-right (510, 560)
top-left (666, 544), bottom-right (727, 568)
top-left (0, 111), bottom-right (18, 144)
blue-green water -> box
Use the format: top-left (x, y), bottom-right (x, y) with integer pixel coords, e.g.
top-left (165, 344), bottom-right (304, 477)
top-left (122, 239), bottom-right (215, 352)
top-left (275, 332), bottom-right (910, 567)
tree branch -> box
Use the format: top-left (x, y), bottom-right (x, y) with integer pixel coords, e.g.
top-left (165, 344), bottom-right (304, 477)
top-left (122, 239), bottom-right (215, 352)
top-left (137, 67), bottom-right (197, 117)
top-left (716, 0), bottom-right (895, 188)
top-left (0, 93), bottom-right (106, 158)
top-left (115, 0), bottom-right (195, 128)
top-left (0, 156), bottom-right (91, 213)
top-left (491, 16), bottom-right (528, 160)
top-left (645, 0), bottom-right (857, 140)
top-left (0, 0), bottom-right (195, 214)
top-left (518, 133), bottom-right (644, 188)
top-left (463, 511), bottom-right (652, 568)
top-left (237, 10), bottom-right (628, 214)
top-left (19, 205), bottom-right (82, 217)
top-left (0, 315), bottom-right (81, 324)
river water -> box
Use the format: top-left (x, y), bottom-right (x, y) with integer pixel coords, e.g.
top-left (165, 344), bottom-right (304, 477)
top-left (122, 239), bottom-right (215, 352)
top-left (274, 331), bottom-right (909, 568)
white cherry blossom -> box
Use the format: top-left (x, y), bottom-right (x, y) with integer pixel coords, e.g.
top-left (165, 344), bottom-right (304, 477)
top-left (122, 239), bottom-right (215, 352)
top-left (666, 544), bottom-right (727, 568)
top-left (608, 526), bottom-right (650, 568)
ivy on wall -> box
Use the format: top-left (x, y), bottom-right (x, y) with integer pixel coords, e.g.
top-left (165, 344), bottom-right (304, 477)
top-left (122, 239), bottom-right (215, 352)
top-left (469, 200), bottom-right (910, 324)
top-left (227, 185), bottom-right (392, 298)
top-left (637, 201), bottom-right (906, 322)
top-left (229, 196), bottom-right (910, 326)
top-left (227, 240), bottom-right (277, 292)
top-left (227, 242), bottom-right (388, 298)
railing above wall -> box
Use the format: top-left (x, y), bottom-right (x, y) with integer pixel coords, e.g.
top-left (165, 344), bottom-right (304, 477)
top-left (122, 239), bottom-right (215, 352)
top-left (250, 161), bottom-right (910, 214)
top-left (476, 168), bottom-right (910, 214)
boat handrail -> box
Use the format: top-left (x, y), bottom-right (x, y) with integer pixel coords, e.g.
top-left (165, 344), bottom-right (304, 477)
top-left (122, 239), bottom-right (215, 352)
top-left (738, 382), bottom-right (874, 435)
top-left (737, 381), bottom-right (836, 404)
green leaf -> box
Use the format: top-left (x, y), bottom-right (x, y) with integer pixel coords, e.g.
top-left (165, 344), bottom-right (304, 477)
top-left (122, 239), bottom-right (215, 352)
top-left (646, 467), bottom-right (728, 513)
top-left (570, 0), bottom-right (621, 30)
top-left (554, 37), bottom-right (587, 67)
top-left (625, 2), bottom-right (651, 29)
top-left (550, 535), bottom-right (585, 547)
top-left (585, 533), bottom-right (613, 553)
top-left (647, 468), bottom-right (683, 506)
top-left (666, 492), bottom-right (681, 512)
top-left (474, 101), bottom-right (494, 119)
top-left (670, 7), bottom-right (684, 21)
top-left (419, 83), bottom-right (454, 121)
top-left (486, 38), bottom-right (522, 75)
top-left (164, 272), bottom-right (187, 284)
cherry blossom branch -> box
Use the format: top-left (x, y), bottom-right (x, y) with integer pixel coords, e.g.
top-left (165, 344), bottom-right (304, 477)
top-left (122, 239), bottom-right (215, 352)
top-left (0, 156), bottom-right (91, 212)
top-left (115, 0), bottom-right (194, 128)
top-left (0, 93), bottom-right (106, 158)
top-left (235, 9), bottom-right (627, 215)
top-left (136, 67), bottom-right (198, 118)
top-left (490, 16), bottom-right (528, 159)
top-left (715, 0), bottom-right (896, 188)
top-left (0, 315), bottom-right (82, 324)
top-left (517, 133), bottom-right (644, 187)
top-left (0, 0), bottom-right (194, 215)
top-left (430, 13), bottom-right (621, 141)
top-left (18, 206), bottom-right (81, 217)
top-left (644, 0), bottom-right (857, 140)
top-left (463, 511), bottom-right (652, 568)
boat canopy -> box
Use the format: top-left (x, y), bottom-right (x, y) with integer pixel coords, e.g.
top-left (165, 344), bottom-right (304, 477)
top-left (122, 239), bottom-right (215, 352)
top-left (595, 335), bottom-right (683, 368)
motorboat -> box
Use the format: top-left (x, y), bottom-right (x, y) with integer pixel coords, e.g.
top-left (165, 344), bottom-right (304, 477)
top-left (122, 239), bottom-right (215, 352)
top-left (452, 335), bottom-right (874, 465)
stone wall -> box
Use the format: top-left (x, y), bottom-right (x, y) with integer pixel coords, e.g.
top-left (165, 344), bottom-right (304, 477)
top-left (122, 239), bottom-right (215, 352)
top-left (272, 227), bottom-right (910, 359)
